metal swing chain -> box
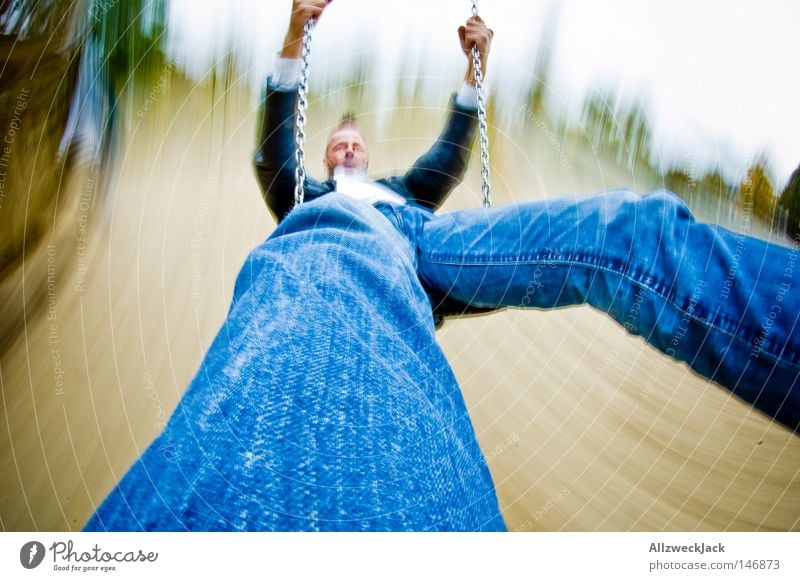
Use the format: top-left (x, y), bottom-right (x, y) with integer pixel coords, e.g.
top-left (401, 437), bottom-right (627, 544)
top-left (470, 0), bottom-right (492, 208)
top-left (294, 19), bottom-right (314, 207)
top-left (293, 6), bottom-right (491, 209)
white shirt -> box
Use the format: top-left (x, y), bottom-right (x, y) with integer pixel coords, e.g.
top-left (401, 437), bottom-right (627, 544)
top-left (332, 167), bottom-right (407, 206)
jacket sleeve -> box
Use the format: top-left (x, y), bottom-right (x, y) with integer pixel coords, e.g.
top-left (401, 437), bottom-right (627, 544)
top-left (253, 80), bottom-right (302, 223)
top-left (402, 95), bottom-right (479, 211)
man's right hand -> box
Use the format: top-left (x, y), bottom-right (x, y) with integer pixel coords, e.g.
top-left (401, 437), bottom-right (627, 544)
top-left (281, 0), bottom-right (332, 58)
top-left (459, 15), bottom-right (493, 85)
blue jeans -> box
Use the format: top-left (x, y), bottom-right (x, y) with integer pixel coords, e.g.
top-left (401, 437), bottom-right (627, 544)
top-left (84, 191), bottom-right (799, 531)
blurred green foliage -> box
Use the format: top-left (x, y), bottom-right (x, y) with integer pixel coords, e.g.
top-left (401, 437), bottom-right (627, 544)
top-left (738, 160), bottom-right (777, 225)
top-left (778, 166), bottom-right (800, 240)
top-left (90, 0), bottom-right (168, 90)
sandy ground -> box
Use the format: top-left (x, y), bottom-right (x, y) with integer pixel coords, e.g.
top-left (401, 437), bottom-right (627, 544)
top-left (1, 76), bottom-right (797, 531)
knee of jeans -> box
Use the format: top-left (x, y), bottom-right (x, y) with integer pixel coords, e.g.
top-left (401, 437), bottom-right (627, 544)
top-left (612, 190), bottom-right (695, 251)
top-left (644, 189), bottom-right (694, 222)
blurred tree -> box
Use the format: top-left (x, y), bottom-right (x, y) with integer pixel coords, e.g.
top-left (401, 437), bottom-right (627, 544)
top-left (698, 169), bottom-right (732, 200)
top-left (0, 0), bottom-right (165, 353)
top-left (0, 0), bottom-right (85, 287)
top-left (738, 159), bottom-right (777, 226)
top-left (91, 0), bottom-right (167, 91)
top-left (663, 169), bottom-right (695, 196)
top-left (778, 165), bottom-right (800, 240)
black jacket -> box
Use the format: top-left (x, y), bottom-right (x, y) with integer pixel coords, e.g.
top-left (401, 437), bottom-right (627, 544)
top-left (253, 79), bottom-right (479, 223)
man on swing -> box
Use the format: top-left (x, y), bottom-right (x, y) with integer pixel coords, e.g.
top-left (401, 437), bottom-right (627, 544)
top-left (258, 0), bottom-right (494, 220)
top-left (84, 0), bottom-right (798, 531)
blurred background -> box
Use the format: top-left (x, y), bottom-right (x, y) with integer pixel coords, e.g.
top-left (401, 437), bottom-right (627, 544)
top-left (0, 0), bottom-right (798, 531)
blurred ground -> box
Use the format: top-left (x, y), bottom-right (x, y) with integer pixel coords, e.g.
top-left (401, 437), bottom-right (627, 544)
top-left (0, 71), bottom-right (798, 532)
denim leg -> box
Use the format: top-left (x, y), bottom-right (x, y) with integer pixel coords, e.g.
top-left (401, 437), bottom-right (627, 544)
top-left (84, 194), bottom-right (505, 531)
top-left (418, 190), bottom-right (800, 431)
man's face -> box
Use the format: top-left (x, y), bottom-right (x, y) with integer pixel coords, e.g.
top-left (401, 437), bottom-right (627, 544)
top-left (324, 128), bottom-right (368, 178)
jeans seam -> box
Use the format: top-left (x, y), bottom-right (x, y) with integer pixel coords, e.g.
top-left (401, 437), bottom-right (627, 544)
top-left (420, 255), bottom-right (800, 369)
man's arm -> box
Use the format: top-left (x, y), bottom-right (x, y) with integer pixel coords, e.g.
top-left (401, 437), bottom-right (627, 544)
top-left (253, 0), bottom-right (331, 223)
top-left (402, 96), bottom-right (479, 211)
top-left (253, 78), bottom-right (304, 223)
top-left (402, 16), bottom-right (493, 211)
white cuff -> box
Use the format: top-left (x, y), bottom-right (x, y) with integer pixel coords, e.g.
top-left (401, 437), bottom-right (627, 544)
top-left (270, 55), bottom-right (302, 90)
top-left (455, 82), bottom-right (479, 109)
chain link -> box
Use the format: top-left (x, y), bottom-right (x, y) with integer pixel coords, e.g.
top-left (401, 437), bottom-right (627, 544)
top-left (470, 1), bottom-right (492, 208)
top-left (293, 19), bottom-right (314, 207)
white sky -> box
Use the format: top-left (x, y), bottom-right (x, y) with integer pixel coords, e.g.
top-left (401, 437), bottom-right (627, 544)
top-left (165, 0), bottom-right (800, 187)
